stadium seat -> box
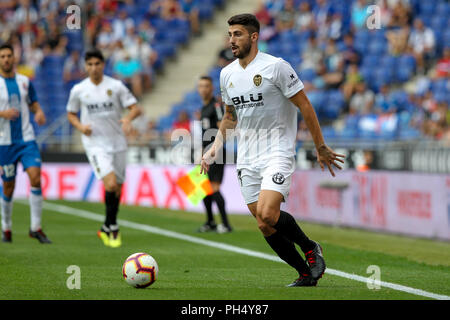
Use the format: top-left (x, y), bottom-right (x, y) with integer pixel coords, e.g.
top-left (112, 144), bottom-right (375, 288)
top-left (419, 2), bottom-right (436, 16)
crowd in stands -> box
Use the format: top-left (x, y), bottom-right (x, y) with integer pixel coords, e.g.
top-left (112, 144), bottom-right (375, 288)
top-left (161, 0), bottom-right (449, 146)
top-left (0, 0), bottom-right (223, 144)
top-left (0, 0), bottom-right (448, 146)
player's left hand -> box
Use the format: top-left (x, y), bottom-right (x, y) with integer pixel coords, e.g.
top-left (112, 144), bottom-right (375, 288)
top-left (120, 118), bottom-right (132, 135)
top-left (316, 144), bottom-right (345, 177)
top-left (34, 109), bottom-right (46, 126)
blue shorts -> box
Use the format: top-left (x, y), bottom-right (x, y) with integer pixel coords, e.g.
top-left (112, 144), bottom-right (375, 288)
top-left (0, 141), bottom-right (42, 182)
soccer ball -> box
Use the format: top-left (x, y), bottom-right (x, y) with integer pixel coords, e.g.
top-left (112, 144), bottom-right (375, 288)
top-left (122, 252), bottom-right (159, 288)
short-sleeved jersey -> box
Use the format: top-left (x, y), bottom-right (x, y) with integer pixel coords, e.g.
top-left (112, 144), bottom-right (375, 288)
top-left (0, 74), bottom-right (38, 145)
top-left (66, 75), bottom-right (137, 153)
top-left (220, 51), bottom-right (304, 169)
top-left (200, 97), bottom-right (224, 150)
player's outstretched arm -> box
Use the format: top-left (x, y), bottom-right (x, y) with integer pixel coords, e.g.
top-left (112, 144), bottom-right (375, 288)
top-left (29, 102), bottom-right (46, 125)
top-left (200, 104), bottom-right (237, 174)
top-left (289, 90), bottom-right (345, 177)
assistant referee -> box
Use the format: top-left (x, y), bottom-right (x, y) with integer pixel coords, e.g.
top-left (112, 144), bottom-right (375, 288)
top-left (197, 76), bottom-right (232, 233)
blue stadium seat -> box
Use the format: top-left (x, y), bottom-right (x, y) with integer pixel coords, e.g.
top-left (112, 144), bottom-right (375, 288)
top-left (307, 90), bottom-right (325, 113)
top-left (199, 4), bottom-right (214, 20)
top-left (362, 54), bottom-right (380, 68)
top-left (299, 68), bottom-right (316, 82)
top-left (419, 2), bottom-right (436, 16)
top-left (322, 126), bottom-right (337, 139)
top-left (368, 40), bottom-right (387, 56)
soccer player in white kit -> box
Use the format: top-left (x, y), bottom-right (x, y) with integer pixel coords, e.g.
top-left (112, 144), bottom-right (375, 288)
top-left (201, 14), bottom-right (345, 286)
top-left (67, 49), bottom-right (142, 248)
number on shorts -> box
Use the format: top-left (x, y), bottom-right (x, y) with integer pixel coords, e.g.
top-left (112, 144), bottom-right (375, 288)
top-left (1, 164), bottom-right (15, 178)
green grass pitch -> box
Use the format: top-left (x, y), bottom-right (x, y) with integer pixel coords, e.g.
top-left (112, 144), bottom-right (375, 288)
top-left (0, 200), bottom-right (449, 300)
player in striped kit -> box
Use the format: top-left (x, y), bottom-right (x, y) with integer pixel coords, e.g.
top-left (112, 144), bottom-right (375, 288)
top-left (0, 43), bottom-right (51, 243)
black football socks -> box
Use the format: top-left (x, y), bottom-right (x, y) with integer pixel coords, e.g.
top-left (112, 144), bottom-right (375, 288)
top-left (202, 195), bottom-right (216, 226)
top-left (264, 231), bottom-right (311, 276)
top-left (273, 210), bottom-right (316, 253)
top-left (105, 191), bottom-right (120, 228)
top-left (211, 191), bottom-right (231, 228)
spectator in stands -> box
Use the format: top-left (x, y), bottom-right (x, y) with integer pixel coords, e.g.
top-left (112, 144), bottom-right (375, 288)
top-left (408, 18), bottom-right (435, 73)
top-left (63, 50), bottom-right (85, 84)
top-left (373, 84), bottom-right (392, 114)
top-left (13, 0), bottom-right (39, 27)
top-left (434, 47), bottom-right (450, 79)
top-left (137, 19), bottom-right (156, 44)
top-left (299, 33), bottom-right (323, 72)
top-left (113, 50), bottom-right (143, 99)
top-left (173, 110), bottom-right (191, 132)
top-left (275, 0), bottom-right (296, 32)
top-left (255, 1), bottom-right (276, 42)
top-left (328, 13), bottom-right (343, 41)
top-left (294, 1), bottom-right (314, 32)
top-left (375, 0), bottom-right (392, 28)
top-left (322, 39), bottom-right (345, 88)
top-left (341, 33), bottom-right (360, 66)
top-left (97, 21), bottom-right (115, 56)
top-left (112, 10), bottom-right (135, 42)
top-left (129, 35), bottom-right (157, 91)
top-left (342, 63), bottom-right (363, 101)
top-left (180, 0), bottom-right (201, 36)
top-left (0, 11), bottom-right (12, 43)
top-left (160, 0), bottom-right (185, 21)
top-left (141, 119), bottom-right (161, 143)
top-left (97, 0), bottom-right (119, 19)
top-left (387, 0), bottom-right (411, 28)
top-left (351, 0), bottom-right (368, 30)
top-left (123, 24), bottom-right (138, 48)
top-left (386, 25), bottom-right (410, 56)
top-left (349, 81), bottom-right (375, 115)
top-left (22, 41), bottom-right (43, 77)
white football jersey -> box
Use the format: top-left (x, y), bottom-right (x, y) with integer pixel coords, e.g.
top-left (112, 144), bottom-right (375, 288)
top-left (220, 51), bottom-right (304, 169)
top-left (66, 75), bottom-right (137, 153)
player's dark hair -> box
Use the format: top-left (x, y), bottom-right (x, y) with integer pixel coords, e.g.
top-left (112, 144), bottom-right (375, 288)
top-left (0, 43), bottom-right (14, 53)
top-left (84, 48), bottom-right (104, 62)
top-left (199, 75), bottom-right (213, 82)
top-left (227, 13), bottom-right (260, 35)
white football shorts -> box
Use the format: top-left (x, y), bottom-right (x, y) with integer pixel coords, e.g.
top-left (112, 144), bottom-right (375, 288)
top-left (237, 156), bottom-right (295, 204)
top-left (86, 148), bottom-right (127, 184)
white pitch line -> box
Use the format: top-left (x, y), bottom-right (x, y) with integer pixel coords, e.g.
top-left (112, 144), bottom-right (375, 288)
top-left (31, 201), bottom-right (450, 300)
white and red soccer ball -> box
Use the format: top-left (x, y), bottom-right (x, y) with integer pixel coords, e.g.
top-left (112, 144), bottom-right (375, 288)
top-left (122, 253), bottom-right (158, 288)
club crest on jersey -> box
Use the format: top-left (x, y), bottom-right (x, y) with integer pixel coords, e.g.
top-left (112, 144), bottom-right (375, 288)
top-left (253, 74), bottom-right (263, 87)
top-left (272, 172), bottom-right (285, 185)
top-left (106, 89), bottom-right (113, 96)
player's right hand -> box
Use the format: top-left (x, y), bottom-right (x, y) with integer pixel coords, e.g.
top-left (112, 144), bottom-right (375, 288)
top-left (200, 145), bottom-right (216, 175)
top-left (80, 124), bottom-right (92, 136)
top-left (2, 108), bottom-right (20, 120)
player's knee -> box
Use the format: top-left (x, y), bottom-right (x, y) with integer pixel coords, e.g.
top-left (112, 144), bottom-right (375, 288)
top-left (104, 180), bottom-right (119, 193)
top-left (257, 207), bottom-right (279, 227)
top-left (29, 175), bottom-right (41, 188)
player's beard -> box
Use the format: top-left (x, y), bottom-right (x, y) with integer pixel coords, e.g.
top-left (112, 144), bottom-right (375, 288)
top-left (233, 39), bottom-right (252, 59)
top-left (0, 62), bottom-right (13, 74)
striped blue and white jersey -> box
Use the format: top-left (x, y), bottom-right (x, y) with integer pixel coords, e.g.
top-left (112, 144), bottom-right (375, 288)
top-left (0, 73), bottom-right (38, 145)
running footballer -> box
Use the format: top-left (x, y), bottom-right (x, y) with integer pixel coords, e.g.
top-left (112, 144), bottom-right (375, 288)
top-left (201, 14), bottom-right (345, 287)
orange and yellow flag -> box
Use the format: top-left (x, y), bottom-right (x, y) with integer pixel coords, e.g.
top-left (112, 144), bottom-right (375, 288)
top-left (176, 165), bottom-right (213, 205)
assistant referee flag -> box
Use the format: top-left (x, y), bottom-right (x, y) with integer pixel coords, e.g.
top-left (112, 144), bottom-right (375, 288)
top-left (176, 165), bottom-right (213, 205)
